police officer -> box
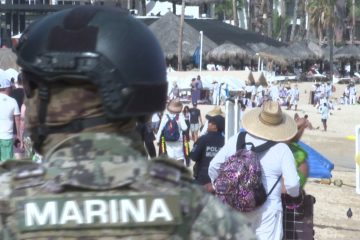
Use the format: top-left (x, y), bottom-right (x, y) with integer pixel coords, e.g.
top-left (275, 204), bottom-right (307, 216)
top-left (0, 6), bottom-right (255, 239)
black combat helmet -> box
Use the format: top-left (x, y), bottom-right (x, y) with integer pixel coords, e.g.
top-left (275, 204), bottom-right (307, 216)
top-left (15, 6), bottom-right (167, 149)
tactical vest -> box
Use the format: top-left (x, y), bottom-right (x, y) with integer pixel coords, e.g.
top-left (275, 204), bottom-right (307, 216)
top-left (0, 158), bottom-right (206, 240)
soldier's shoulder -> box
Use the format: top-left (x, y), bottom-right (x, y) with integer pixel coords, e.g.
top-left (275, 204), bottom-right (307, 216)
top-left (0, 158), bottom-right (39, 173)
top-left (0, 159), bottom-right (42, 199)
top-left (191, 195), bottom-right (256, 239)
top-left (148, 157), bottom-right (193, 183)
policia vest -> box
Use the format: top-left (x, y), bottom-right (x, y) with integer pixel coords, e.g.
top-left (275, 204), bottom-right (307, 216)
top-left (0, 133), bottom-right (207, 240)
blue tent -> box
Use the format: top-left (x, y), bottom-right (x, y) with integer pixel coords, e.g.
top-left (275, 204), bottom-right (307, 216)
top-left (298, 141), bottom-right (334, 179)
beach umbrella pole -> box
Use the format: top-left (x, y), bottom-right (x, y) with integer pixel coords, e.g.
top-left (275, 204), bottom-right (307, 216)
top-left (199, 31), bottom-right (203, 73)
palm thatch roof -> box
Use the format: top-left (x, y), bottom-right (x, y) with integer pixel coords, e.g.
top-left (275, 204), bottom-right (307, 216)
top-left (288, 41), bottom-right (324, 61)
top-left (143, 15), bottom-right (287, 64)
top-left (288, 41), bottom-right (317, 61)
top-left (333, 45), bottom-right (360, 60)
top-left (149, 12), bottom-right (217, 61)
top-left (0, 48), bottom-right (19, 70)
top-left (307, 41), bottom-right (324, 59)
top-left (322, 45), bottom-right (338, 61)
top-left (252, 71), bottom-right (268, 87)
top-left (205, 42), bottom-right (255, 62)
top-left (248, 43), bottom-right (293, 65)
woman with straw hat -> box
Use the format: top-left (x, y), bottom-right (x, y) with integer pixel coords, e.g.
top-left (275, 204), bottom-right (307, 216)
top-left (209, 101), bottom-right (301, 240)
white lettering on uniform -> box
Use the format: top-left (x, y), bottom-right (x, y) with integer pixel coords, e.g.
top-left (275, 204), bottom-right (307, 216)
top-left (24, 197), bottom-right (175, 227)
top-left (59, 200), bottom-right (84, 224)
top-left (120, 199), bottom-right (146, 223)
top-left (148, 198), bottom-right (173, 222)
top-left (25, 201), bottom-right (57, 227)
top-left (110, 199), bottom-right (118, 223)
top-left (84, 200), bottom-right (108, 224)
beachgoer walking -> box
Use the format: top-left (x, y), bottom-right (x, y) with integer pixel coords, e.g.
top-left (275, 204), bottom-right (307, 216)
top-left (349, 82), bottom-right (357, 105)
top-left (0, 77), bottom-right (21, 161)
top-left (209, 101), bottom-right (300, 240)
top-left (212, 80), bottom-right (220, 105)
top-left (319, 102), bottom-right (330, 131)
top-left (156, 100), bottom-right (188, 165)
top-left (189, 103), bottom-right (203, 142)
top-left (287, 84), bottom-right (300, 111)
top-left (168, 81), bottom-right (180, 100)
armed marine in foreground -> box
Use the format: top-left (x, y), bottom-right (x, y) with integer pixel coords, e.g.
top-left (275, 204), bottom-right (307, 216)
top-left (0, 6), bottom-right (255, 240)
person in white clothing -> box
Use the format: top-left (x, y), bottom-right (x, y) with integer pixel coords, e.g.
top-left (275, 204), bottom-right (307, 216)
top-left (209, 101), bottom-right (300, 240)
top-left (211, 80), bottom-right (220, 105)
top-left (156, 100), bottom-right (188, 165)
top-left (349, 82), bottom-right (357, 105)
top-left (269, 82), bottom-right (280, 102)
top-left (287, 84), bottom-right (300, 111)
top-left (0, 77), bottom-right (21, 161)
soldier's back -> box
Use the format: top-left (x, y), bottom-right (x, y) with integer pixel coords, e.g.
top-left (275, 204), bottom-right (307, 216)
top-left (0, 133), bottom-right (255, 240)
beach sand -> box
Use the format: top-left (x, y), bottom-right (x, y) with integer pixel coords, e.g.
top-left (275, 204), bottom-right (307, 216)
top-left (195, 82), bottom-right (360, 239)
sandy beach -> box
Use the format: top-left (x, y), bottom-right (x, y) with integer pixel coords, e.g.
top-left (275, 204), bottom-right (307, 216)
top-left (195, 82), bottom-right (360, 239)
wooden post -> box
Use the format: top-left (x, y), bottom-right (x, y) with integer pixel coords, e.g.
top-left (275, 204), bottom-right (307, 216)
top-left (177, 0), bottom-right (185, 71)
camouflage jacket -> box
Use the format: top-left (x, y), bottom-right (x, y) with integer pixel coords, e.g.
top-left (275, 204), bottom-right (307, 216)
top-left (0, 132), bottom-right (255, 240)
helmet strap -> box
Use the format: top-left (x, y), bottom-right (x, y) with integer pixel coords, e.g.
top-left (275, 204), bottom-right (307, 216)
top-left (34, 84), bottom-right (50, 152)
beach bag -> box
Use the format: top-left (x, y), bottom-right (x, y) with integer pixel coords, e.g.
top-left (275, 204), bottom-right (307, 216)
top-left (214, 132), bottom-right (281, 212)
top-left (163, 114), bottom-right (180, 142)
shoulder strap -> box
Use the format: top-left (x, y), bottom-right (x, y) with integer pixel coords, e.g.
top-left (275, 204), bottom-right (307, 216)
top-left (266, 175), bottom-right (282, 197)
top-left (252, 140), bottom-right (277, 153)
top-left (236, 132), bottom-right (247, 150)
top-left (236, 132), bottom-right (277, 153)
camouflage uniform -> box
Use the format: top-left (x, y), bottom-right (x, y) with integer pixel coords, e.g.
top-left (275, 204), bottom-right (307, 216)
top-left (0, 132), bottom-right (255, 240)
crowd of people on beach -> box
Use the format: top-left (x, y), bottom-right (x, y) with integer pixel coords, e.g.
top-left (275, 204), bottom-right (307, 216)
top-left (146, 94), bottom-right (311, 239)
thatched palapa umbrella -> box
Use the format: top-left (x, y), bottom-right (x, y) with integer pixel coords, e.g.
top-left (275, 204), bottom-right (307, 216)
top-left (248, 43), bottom-right (292, 66)
top-left (288, 41), bottom-right (317, 61)
top-left (149, 12), bottom-right (217, 62)
top-left (307, 41), bottom-right (324, 59)
top-left (322, 45), bottom-right (338, 61)
top-left (206, 42), bottom-right (255, 63)
top-left (333, 44), bottom-right (360, 61)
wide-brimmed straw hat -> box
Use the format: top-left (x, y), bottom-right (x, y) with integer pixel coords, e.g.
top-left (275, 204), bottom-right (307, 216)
top-left (206, 106), bottom-right (225, 119)
top-left (167, 100), bottom-right (183, 113)
top-left (242, 101), bottom-right (297, 142)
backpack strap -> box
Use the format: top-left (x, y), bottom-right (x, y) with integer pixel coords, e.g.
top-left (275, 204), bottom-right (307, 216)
top-left (266, 175), bottom-right (282, 197)
top-left (236, 132), bottom-right (277, 153)
top-left (236, 131), bottom-right (248, 150)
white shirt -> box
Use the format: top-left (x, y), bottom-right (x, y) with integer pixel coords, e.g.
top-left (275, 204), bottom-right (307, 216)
top-left (209, 132), bottom-right (300, 211)
top-left (155, 111), bottom-right (188, 143)
top-left (0, 93), bottom-right (20, 139)
top-left (269, 85), bottom-right (279, 101)
top-left (151, 113), bottom-right (160, 123)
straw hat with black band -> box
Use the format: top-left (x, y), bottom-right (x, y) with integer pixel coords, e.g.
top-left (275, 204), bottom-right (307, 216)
top-left (242, 101), bottom-right (297, 142)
